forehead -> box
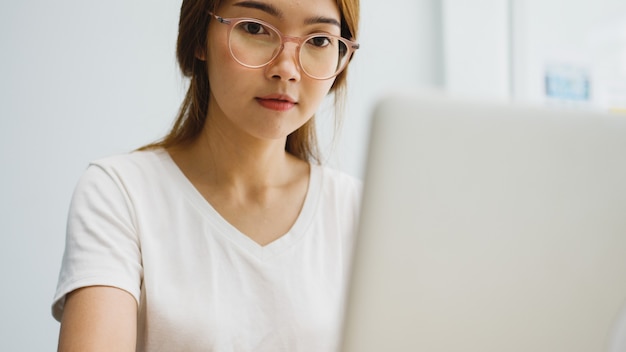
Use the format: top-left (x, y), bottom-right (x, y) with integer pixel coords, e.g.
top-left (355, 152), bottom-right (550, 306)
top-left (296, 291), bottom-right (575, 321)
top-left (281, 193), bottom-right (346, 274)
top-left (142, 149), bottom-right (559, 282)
top-left (218, 0), bottom-right (341, 20)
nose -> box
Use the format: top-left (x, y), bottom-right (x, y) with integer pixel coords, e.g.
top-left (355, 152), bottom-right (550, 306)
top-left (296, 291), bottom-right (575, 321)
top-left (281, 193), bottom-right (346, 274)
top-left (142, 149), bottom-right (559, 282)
top-left (264, 42), bottom-right (301, 82)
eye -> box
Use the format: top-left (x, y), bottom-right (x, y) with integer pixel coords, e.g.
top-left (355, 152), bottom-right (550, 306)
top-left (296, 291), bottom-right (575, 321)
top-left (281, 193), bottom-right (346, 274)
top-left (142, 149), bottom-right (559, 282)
top-left (307, 35), bottom-right (332, 48)
top-left (237, 21), bottom-right (269, 35)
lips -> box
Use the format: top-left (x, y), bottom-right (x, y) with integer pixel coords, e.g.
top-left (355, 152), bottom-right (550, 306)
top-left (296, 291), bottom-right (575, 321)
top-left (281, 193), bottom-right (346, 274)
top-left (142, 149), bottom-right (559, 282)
top-left (256, 94), bottom-right (297, 112)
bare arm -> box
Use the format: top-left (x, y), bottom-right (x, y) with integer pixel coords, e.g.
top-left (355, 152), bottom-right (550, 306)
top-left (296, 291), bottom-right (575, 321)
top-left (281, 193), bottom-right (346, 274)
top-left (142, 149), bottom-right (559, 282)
top-left (58, 286), bottom-right (137, 352)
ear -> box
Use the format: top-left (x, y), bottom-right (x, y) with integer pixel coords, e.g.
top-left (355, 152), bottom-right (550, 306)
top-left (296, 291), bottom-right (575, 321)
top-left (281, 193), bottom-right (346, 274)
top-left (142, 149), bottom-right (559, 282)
top-left (195, 46), bottom-right (207, 61)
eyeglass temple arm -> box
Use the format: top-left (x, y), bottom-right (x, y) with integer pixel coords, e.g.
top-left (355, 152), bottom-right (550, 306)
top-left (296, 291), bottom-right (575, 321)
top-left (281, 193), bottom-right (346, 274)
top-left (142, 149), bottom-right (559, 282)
top-left (208, 12), bottom-right (231, 24)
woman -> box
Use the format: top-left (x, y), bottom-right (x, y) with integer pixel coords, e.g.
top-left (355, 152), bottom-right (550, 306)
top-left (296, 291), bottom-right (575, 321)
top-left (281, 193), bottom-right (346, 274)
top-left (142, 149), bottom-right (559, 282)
top-left (52, 0), bottom-right (360, 350)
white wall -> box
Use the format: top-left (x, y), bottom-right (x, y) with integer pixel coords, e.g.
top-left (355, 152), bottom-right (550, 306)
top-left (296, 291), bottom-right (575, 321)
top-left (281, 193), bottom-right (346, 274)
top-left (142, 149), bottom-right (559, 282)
top-left (438, 0), bottom-right (626, 110)
top-left (511, 0), bottom-right (626, 111)
top-left (324, 0), bottom-right (444, 177)
top-left (442, 0), bottom-right (511, 100)
top-left (0, 1), bottom-right (183, 350)
top-left (0, 1), bottom-right (442, 350)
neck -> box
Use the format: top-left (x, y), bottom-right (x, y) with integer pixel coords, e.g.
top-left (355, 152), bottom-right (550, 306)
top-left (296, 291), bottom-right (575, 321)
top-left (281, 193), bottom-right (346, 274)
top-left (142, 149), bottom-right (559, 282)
top-left (171, 118), bottom-right (306, 191)
top-left (205, 133), bottom-right (292, 187)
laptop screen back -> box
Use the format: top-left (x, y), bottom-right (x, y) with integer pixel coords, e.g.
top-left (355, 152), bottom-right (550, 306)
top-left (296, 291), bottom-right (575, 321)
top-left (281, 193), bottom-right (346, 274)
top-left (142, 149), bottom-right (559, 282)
top-left (341, 93), bottom-right (626, 352)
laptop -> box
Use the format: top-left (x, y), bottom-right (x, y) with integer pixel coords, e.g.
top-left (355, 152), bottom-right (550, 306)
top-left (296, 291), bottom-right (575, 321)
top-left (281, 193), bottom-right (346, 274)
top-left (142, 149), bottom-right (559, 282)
top-left (340, 92), bottom-right (626, 352)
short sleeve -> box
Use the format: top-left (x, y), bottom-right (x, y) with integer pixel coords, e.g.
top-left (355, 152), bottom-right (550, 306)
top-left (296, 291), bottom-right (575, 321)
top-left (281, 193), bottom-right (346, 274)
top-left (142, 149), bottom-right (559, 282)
top-left (51, 164), bottom-right (143, 321)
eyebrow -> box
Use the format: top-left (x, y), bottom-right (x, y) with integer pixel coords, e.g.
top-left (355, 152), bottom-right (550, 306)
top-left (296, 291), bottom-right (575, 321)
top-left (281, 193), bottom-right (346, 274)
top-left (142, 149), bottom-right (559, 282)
top-left (232, 0), bottom-right (341, 27)
top-left (305, 16), bottom-right (341, 28)
top-left (233, 0), bottom-right (281, 16)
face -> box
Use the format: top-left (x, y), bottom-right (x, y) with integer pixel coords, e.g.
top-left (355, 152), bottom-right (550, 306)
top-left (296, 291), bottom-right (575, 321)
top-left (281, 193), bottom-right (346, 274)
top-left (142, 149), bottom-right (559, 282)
top-left (203, 0), bottom-right (342, 143)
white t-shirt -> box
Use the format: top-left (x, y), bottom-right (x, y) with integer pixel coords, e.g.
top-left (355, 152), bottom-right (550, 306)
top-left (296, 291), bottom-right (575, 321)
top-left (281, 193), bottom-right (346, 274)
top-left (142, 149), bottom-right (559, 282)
top-left (52, 149), bottom-right (362, 352)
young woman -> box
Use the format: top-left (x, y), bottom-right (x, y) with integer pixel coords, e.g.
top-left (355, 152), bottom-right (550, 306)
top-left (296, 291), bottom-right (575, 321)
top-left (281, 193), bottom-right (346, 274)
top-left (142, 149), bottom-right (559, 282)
top-left (52, 0), bottom-right (360, 350)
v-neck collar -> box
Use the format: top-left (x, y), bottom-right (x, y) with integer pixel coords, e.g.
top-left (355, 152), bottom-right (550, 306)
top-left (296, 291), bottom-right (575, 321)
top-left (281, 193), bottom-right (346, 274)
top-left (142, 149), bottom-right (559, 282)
top-left (155, 149), bottom-right (322, 260)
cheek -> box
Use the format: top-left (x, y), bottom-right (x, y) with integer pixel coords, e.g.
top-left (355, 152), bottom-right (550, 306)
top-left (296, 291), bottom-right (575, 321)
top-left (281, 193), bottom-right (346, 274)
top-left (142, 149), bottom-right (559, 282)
top-left (292, 80), bottom-right (334, 125)
top-left (305, 80), bottom-right (335, 109)
top-left (207, 44), bottom-right (232, 83)
top-left (207, 43), bottom-right (251, 104)
top-left (206, 28), bottom-right (242, 85)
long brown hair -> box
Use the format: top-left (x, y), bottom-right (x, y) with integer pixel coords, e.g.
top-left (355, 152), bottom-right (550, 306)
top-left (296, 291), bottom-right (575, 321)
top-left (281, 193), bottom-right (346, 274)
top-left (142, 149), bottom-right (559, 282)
top-left (141, 0), bottom-right (360, 163)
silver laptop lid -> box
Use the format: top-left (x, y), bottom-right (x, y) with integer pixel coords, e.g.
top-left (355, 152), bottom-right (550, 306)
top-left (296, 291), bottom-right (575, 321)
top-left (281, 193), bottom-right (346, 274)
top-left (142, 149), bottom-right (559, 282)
top-left (341, 93), bottom-right (626, 352)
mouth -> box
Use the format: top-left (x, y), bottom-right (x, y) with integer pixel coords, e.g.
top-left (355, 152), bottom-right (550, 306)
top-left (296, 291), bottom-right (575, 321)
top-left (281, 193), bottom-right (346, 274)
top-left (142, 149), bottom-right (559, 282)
top-left (256, 94), bottom-right (297, 112)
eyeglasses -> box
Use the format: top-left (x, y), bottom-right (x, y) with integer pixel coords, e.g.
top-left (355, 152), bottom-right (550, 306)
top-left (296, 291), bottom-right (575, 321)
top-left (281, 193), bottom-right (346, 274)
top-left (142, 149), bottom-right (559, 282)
top-left (209, 13), bottom-right (360, 80)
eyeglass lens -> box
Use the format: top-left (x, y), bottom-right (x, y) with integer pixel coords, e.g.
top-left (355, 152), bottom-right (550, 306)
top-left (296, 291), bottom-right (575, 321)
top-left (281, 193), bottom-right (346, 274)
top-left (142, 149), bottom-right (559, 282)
top-left (229, 20), bottom-right (350, 79)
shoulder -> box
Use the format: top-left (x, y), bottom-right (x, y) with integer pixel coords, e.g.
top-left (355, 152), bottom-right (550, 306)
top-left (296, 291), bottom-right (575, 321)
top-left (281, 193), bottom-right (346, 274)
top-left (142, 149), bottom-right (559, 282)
top-left (71, 148), bottom-right (175, 209)
top-left (89, 149), bottom-right (167, 175)
top-left (307, 165), bottom-right (362, 247)
top-left (313, 164), bottom-right (362, 211)
top-left (79, 149), bottom-right (172, 188)
top-left (316, 164), bottom-right (362, 192)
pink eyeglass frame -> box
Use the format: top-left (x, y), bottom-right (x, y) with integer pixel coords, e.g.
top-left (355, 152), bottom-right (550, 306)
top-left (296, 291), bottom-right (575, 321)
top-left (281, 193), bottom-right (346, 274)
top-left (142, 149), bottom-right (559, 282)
top-left (208, 12), bottom-right (360, 80)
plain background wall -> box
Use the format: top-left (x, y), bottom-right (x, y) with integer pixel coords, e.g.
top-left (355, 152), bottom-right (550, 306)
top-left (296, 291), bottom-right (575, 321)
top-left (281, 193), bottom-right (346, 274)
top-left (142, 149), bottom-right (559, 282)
top-left (0, 1), bottom-right (443, 350)
top-left (442, 0), bottom-right (511, 99)
top-left (1, 2), bottom-right (183, 350)
top-left (511, 0), bottom-right (626, 110)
